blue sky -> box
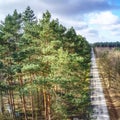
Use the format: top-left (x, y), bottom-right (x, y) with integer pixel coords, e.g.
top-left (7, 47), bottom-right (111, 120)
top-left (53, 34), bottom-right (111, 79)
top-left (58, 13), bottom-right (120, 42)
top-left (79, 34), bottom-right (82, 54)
top-left (0, 0), bottom-right (120, 43)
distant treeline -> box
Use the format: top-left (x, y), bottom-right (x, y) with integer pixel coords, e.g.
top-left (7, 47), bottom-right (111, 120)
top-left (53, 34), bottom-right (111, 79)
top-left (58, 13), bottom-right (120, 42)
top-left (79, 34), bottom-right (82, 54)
top-left (94, 41), bottom-right (120, 47)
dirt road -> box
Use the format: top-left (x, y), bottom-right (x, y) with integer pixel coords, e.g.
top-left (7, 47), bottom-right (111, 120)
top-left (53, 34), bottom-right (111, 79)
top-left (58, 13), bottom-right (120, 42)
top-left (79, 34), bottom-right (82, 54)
top-left (90, 48), bottom-right (110, 120)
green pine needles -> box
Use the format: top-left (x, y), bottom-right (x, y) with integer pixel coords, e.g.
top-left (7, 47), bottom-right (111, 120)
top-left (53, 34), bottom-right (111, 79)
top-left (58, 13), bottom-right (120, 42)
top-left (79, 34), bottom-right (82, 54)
top-left (0, 6), bottom-right (91, 120)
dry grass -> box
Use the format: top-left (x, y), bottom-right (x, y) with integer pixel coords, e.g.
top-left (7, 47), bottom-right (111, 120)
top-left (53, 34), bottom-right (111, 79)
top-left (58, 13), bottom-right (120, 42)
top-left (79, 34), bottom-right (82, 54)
top-left (102, 82), bottom-right (120, 120)
top-left (95, 47), bottom-right (120, 120)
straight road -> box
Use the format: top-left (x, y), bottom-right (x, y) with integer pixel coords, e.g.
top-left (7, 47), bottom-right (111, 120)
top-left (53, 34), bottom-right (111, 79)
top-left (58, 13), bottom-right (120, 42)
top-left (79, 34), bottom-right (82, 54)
top-left (90, 48), bottom-right (110, 120)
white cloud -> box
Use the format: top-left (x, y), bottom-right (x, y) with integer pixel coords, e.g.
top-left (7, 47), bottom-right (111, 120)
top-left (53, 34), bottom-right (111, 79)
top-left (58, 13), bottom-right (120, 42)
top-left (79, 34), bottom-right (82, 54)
top-left (102, 23), bottom-right (120, 31)
top-left (0, 0), bottom-right (18, 4)
top-left (89, 11), bottom-right (119, 25)
top-left (85, 11), bottom-right (120, 42)
top-left (59, 18), bottom-right (88, 29)
top-left (76, 27), bottom-right (99, 43)
top-left (0, 0), bottom-right (120, 43)
top-left (55, 10), bottom-right (120, 43)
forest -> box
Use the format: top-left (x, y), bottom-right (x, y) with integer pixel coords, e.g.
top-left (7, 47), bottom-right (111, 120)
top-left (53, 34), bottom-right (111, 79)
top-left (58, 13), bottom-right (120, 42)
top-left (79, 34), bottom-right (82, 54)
top-left (94, 41), bottom-right (120, 47)
top-left (0, 6), bottom-right (91, 120)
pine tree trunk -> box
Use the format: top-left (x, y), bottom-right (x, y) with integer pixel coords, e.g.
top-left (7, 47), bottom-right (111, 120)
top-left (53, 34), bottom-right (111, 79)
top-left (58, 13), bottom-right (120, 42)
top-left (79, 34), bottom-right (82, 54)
top-left (8, 80), bottom-right (15, 119)
top-left (43, 91), bottom-right (51, 120)
top-left (30, 73), bottom-right (35, 120)
top-left (22, 94), bottom-right (28, 120)
top-left (11, 90), bottom-right (16, 119)
top-left (36, 89), bottom-right (41, 119)
top-left (19, 76), bottom-right (28, 120)
top-left (43, 89), bottom-right (47, 119)
top-left (0, 91), bottom-right (4, 114)
top-left (31, 94), bottom-right (34, 120)
top-left (46, 93), bottom-right (51, 120)
top-left (39, 89), bottom-right (44, 119)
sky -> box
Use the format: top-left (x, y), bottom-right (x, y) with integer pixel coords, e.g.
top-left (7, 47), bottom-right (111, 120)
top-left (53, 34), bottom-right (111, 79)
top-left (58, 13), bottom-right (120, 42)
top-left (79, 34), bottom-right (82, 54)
top-left (0, 0), bottom-right (120, 43)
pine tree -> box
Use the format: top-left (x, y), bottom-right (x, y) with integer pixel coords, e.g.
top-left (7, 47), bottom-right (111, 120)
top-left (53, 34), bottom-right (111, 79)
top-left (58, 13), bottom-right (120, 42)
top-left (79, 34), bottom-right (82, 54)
top-left (22, 6), bottom-right (36, 24)
top-left (0, 8), bottom-right (91, 120)
top-left (0, 9), bottom-right (22, 119)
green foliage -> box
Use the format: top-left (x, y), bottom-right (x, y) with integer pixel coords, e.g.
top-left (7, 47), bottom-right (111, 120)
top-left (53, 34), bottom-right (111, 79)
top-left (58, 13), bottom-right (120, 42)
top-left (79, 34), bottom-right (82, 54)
top-left (12, 51), bottom-right (28, 62)
top-left (0, 61), bottom-right (4, 69)
top-left (1, 9), bottom-right (22, 40)
top-left (94, 41), bottom-right (120, 47)
top-left (22, 64), bottom-right (40, 73)
top-left (0, 7), bottom-right (91, 119)
top-left (22, 6), bottom-right (36, 23)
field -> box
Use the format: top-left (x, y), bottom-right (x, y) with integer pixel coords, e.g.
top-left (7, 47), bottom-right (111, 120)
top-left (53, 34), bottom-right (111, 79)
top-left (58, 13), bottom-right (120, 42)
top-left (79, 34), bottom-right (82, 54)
top-left (95, 47), bottom-right (120, 120)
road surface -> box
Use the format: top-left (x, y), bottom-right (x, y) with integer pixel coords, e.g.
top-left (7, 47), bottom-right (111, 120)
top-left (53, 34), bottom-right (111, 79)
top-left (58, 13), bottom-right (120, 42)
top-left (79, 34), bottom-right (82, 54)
top-left (90, 48), bottom-right (110, 120)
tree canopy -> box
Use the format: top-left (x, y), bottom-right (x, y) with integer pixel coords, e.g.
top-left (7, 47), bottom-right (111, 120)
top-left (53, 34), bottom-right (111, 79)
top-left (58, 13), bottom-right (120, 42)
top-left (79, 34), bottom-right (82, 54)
top-left (0, 6), bottom-right (91, 120)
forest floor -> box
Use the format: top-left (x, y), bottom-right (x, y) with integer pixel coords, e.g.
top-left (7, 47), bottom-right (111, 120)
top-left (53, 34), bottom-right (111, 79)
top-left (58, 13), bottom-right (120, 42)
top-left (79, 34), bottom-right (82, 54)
top-left (97, 61), bottom-right (120, 120)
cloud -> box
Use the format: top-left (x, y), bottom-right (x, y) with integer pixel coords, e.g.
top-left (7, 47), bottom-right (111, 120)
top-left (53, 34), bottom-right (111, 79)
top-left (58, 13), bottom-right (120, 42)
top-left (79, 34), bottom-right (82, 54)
top-left (102, 23), bottom-right (120, 32)
top-left (58, 18), bottom-right (88, 29)
top-left (86, 11), bottom-right (120, 42)
top-left (89, 11), bottom-right (120, 25)
top-left (76, 27), bottom-right (99, 43)
top-left (6, 0), bottom-right (118, 19)
top-left (0, 0), bottom-right (120, 43)
top-left (0, 0), bottom-right (29, 20)
top-left (0, 0), bottom-right (120, 22)
top-left (38, 0), bottom-right (120, 16)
